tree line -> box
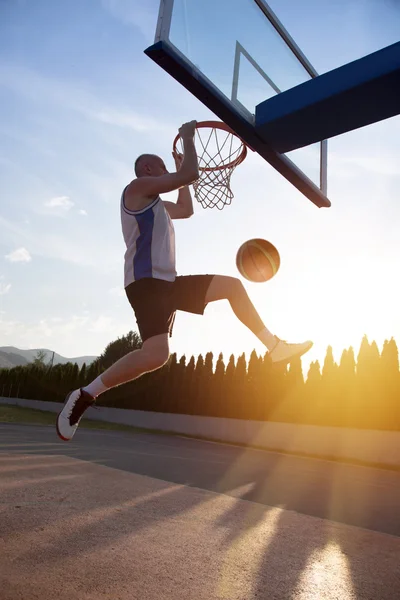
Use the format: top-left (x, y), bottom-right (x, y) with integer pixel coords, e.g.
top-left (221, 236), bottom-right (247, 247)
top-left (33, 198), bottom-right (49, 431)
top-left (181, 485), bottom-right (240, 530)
top-left (1, 331), bottom-right (399, 431)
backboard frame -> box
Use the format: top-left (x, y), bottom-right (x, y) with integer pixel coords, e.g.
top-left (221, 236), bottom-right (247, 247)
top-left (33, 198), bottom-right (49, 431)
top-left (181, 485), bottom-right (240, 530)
top-left (146, 0), bottom-right (330, 208)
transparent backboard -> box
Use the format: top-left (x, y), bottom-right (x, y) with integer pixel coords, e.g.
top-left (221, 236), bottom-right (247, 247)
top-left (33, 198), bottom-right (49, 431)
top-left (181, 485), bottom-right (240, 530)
top-left (147, 0), bottom-right (329, 207)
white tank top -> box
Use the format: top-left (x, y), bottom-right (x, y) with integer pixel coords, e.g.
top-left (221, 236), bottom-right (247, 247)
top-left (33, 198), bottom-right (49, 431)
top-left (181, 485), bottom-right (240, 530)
top-left (121, 188), bottom-right (176, 287)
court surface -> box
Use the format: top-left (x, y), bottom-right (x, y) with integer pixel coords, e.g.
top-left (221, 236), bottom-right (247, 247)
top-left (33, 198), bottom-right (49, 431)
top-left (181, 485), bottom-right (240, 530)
top-left (1, 423), bottom-right (399, 599)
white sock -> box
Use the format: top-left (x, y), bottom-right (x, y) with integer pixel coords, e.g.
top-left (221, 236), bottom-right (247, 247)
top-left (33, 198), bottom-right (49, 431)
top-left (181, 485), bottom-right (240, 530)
top-left (82, 375), bottom-right (109, 399)
top-left (257, 327), bottom-right (278, 351)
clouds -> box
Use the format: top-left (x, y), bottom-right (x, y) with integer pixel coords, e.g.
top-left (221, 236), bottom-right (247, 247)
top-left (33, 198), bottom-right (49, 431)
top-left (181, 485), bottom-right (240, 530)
top-left (40, 195), bottom-right (88, 218)
top-left (44, 196), bottom-right (73, 209)
top-left (43, 195), bottom-right (74, 216)
top-left (5, 247), bottom-right (32, 263)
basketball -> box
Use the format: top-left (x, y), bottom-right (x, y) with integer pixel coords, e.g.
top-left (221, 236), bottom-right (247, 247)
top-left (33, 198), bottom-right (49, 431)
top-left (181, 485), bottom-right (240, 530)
top-left (236, 239), bottom-right (280, 282)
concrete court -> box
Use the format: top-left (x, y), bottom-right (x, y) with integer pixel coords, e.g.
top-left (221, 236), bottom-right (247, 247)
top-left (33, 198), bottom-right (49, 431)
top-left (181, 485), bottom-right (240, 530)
top-left (1, 423), bottom-right (399, 600)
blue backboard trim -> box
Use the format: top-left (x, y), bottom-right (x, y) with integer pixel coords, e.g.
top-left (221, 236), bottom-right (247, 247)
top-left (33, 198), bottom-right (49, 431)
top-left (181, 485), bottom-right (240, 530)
top-left (256, 42), bottom-right (400, 153)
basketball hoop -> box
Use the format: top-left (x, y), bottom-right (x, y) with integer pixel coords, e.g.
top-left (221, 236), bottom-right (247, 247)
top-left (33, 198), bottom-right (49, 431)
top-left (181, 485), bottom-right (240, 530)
top-left (173, 121), bottom-right (248, 210)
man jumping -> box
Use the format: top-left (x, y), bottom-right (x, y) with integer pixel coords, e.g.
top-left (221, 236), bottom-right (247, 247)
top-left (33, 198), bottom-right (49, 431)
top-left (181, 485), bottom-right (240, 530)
top-left (56, 120), bottom-right (312, 441)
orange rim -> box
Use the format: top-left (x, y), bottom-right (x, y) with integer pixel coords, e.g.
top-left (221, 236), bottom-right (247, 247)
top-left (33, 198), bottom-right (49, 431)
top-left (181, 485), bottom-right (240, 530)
top-left (173, 120), bottom-right (248, 172)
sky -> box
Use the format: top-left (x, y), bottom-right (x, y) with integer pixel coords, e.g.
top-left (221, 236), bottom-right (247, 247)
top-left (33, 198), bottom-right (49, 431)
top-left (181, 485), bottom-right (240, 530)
top-left (0, 0), bottom-right (399, 373)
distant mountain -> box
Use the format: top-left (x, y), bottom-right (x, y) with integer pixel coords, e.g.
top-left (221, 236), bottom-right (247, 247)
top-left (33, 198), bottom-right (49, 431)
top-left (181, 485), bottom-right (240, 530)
top-left (0, 346), bottom-right (97, 369)
top-left (0, 350), bottom-right (30, 369)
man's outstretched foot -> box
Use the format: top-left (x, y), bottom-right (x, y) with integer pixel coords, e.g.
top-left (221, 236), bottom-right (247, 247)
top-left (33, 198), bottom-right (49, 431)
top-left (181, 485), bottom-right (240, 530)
top-left (269, 338), bottom-right (313, 364)
top-left (56, 388), bottom-right (95, 441)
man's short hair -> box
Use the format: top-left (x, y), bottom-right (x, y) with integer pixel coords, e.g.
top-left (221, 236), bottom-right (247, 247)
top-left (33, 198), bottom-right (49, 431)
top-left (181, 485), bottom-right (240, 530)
top-left (134, 154), bottom-right (157, 177)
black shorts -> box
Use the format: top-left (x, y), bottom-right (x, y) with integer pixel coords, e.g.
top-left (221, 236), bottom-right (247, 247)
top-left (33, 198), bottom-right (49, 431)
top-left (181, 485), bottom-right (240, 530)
top-left (125, 275), bottom-right (215, 343)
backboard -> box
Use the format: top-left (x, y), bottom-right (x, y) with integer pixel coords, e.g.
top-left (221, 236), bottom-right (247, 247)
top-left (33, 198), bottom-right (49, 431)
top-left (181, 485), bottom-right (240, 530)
top-left (145, 0), bottom-right (330, 208)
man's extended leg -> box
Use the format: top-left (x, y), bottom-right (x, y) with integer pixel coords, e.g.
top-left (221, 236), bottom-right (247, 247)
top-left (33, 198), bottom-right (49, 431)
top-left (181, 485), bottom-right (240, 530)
top-left (56, 334), bottom-right (170, 441)
top-left (204, 275), bottom-right (313, 362)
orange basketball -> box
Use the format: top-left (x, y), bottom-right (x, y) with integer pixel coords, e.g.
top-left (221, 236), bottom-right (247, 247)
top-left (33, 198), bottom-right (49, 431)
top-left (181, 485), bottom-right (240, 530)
top-left (236, 238), bottom-right (280, 282)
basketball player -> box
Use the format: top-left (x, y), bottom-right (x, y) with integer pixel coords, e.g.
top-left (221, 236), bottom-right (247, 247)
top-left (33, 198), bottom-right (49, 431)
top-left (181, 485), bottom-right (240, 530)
top-left (56, 120), bottom-right (313, 441)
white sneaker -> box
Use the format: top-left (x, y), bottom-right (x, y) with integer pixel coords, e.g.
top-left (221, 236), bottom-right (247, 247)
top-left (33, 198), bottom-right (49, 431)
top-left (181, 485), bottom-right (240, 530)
top-left (269, 337), bottom-right (313, 364)
top-left (56, 388), bottom-right (95, 441)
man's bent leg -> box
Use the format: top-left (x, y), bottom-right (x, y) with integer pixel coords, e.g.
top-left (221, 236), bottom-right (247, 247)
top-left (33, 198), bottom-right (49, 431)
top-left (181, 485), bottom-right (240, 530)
top-left (56, 334), bottom-right (170, 441)
top-left (99, 333), bottom-right (170, 389)
top-left (205, 275), bottom-right (271, 339)
top-left (204, 275), bottom-right (313, 363)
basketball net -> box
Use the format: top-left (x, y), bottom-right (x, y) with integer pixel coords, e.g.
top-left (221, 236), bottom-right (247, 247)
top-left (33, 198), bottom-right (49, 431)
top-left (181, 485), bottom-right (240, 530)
top-left (173, 121), bottom-right (247, 210)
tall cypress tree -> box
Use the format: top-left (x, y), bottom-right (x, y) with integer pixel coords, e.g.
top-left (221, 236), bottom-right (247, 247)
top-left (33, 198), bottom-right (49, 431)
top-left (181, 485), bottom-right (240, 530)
top-left (247, 350), bottom-right (263, 420)
top-left (320, 345), bottom-right (338, 426)
top-left (305, 360), bottom-right (322, 422)
top-left (191, 354), bottom-right (205, 415)
top-left (232, 353), bottom-right (248, 419)
top-left (380, 338), bottom-right (400, 430)
top-left (182, 355), bottom-right (196, 414)
top-left (336, 347), bottom-right (356, 427)
top-left (283, 357), bottom-right (305, 424)
top-left (224, 354), bottom-right (236, 418)
top-left (356, 335), bottom-right (381, 428)
top-left (199, 351), bottom-right (214, 417)
top-left (162, 352), bottom-right (180, 413)
top-left (259, 352), bottom-right (286, 422)
top-left (213, 353), bottom-right (226, 417)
